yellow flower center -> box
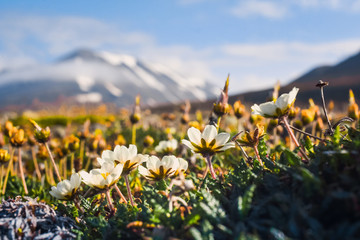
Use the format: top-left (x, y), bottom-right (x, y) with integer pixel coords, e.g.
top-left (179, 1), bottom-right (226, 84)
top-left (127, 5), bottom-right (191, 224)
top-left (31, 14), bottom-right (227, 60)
top-left (101, 172), bottom-right (110, 179)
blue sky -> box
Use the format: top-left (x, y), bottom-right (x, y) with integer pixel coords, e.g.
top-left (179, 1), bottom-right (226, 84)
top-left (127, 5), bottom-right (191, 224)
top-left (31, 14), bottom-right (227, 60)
top-left (1, 0), bottom-right (360, 93)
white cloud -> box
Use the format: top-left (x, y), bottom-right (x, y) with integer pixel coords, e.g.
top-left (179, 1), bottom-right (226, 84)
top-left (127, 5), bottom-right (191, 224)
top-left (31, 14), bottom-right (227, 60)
top-left (231, 0), bottom-right (288, 19)
top-left (0, 14), bottom-right (359, 95)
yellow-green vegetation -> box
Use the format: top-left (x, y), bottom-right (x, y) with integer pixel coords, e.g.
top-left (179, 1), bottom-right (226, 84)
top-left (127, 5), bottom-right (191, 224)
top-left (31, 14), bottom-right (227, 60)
top-left (0, 79), bottom-right (359, 239)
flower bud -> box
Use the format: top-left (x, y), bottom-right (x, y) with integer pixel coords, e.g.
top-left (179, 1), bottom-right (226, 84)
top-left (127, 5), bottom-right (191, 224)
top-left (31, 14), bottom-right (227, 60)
top-left (3, 121), bottom-right (13, 137)
top-left (188, 121), bottom-right (201, 130)
top-left (29, 119), bottom-right (51, 143)
top-left (66, 135), bottom-right (80, 152)
top-left (316, 117), bottom-right (324, 132)
top-left (10, 128), bottom-right (27, 147)
top-left (348, 90), bottom-right (359, 120)
top-left (301, 109), bottom-right (315, 126)
top-left (288, 106), bottom-right (300, 120)
top-left (130, 95), bottom-right (141, 124)
top-left (328, 100), bottom-right (334, 113)
top-left (213, 75), bottom-right (230, 117)
top-left (37, 145), bottom-right (49, 160)
top-left (293, 120), bottom-right (303, 129)
top-left (267, 119), bottom-right (278, 132)
top-left (114, 134), bottom-right (126, 146)
top-left (233, 100), bottom-right (246, 119)
top-left (130, 113), bottom-right (141, 124)
top-left (180, 114), bottom-right (190, 125)
top-left (143, 135), bottom-right (154, 147)
top-left (0, 149), bottom-right (10, 164)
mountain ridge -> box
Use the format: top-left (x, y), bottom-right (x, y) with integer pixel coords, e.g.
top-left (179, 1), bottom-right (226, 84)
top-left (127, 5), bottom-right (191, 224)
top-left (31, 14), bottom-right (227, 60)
top-left (0, 49), bottom-right (218, 109)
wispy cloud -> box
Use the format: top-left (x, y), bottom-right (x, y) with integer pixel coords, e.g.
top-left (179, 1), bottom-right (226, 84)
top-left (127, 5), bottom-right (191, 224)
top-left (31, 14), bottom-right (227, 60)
top-left (0, 14), bottom-right (359, 94)
top-left (230, 0), bottom-right (360, 20)
top-left (230, 0), bottom-right (288, 19)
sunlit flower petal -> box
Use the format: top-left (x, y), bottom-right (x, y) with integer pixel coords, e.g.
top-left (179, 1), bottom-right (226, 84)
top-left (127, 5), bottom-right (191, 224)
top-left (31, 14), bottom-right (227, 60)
top-left (187, 127), bottom-right (201, 145)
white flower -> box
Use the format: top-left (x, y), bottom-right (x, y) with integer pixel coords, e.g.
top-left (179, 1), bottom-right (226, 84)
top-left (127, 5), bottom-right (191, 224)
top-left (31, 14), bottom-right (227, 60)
top-left (138, 155), bottom-right (180, 180)
top-left (97, 144), bottom-right (148, 175)
top-left (79, 162), bottom-right (123, 189)
top-left (49, 173), bottom-right (81, 200)
top-left (181, 125), bottom-right (235, 157)
top-left (174, 158), bottom-right (188, 176)
top-left (251, 87), bottom-right (299, 118)
top-left (155, 139), bottom-right (178, 154)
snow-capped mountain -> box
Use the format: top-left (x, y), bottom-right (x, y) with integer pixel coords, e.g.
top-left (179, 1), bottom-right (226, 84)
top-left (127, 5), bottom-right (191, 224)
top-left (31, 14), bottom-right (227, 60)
top-left (0, 49), bottom-right (218, 108)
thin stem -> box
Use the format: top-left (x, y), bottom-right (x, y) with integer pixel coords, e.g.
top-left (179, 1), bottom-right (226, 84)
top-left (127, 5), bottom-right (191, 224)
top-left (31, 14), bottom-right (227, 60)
top-left (70, 153), bottom-right (75, 173)
top-left (206, 155), bottom-right (216, 179)
top-left (131, 124), bottom-right (137, 145)
top-left (2, 149), bottom-right (15, 195)
top-left (74, 197), bottom-right (84, 214)
top-left (31, 147), bottom-right (41, 180)
top-left (114, 184), bottom-right (128, 203)
top-left (84, 156), bottom-right (92, 171)
top-left (234, 141), bottom-right (252, 163)
top-left (216, 117), bottom-right (221, 132)
top-left (18, 148), bottom-right (28, 194)
top-left (44, 160), bottom-right (51, 185)
top-left (197, 164), bottom-right (209, 190)
top-left (253, 145), bottom-right (263, 167)
top-left (79, 140), bottom-right (85, 170)
top-left (62, 157), bottom-right (67, 179)
top-left (0, 164), bottom-right (4, 193)
top-left (48, 160), bottom-right (55, 185)
top-left (289, 125), bottom-right (326, 141)
top-left (9, 145), bottom-right (14, 176)
top-left (319, 85), bottom-right (333, 134)
top-left (282, 117), bottom-right (310, 162)
top-left (44, 142), bottom-right (62, 182)
top-left (105, 190), bottom-right (115, 212)
top-left (124, 175), bottom-right (135, 206)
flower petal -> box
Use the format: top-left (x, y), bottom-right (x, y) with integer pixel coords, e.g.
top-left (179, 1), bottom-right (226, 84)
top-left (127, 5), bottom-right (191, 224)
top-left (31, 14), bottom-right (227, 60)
top-left (201, 125), bottom-right (217, 144)
top-left (181, 139), bottom-right (195, 151)
top-left (187, 127), bottom-right (201, 145)
top-left (128, 144), bottom-right (138, 158)
top-left (70, 173), bottom-right (81, 189)
top-left (214, 132), bottom-right (230, 147)
top-left (116, 145), bottom-right (129, 162)
top-left (147, 156), bottom-right (160, 171)
top-left (258, 102), bottom-right (277, 117)
top-left (101, 150), bottom-right (115, 162)
top-left (218, 142), bottom-right (235, 151)
top-left (138, 165), bottom-right (150, 178)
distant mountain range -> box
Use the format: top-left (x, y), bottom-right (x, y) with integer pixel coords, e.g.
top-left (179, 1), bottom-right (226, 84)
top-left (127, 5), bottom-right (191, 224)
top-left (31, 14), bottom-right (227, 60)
top-left (0, 49), bottom-right (218, 110)
top-left (158, 50), bottom-right (360, 113)
top-left (229, 50), bottom-right (360, 108)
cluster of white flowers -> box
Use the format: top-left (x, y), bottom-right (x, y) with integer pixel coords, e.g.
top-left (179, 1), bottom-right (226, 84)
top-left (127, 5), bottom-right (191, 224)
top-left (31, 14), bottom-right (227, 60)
top-left (50, 144), bottom-right (188, 200)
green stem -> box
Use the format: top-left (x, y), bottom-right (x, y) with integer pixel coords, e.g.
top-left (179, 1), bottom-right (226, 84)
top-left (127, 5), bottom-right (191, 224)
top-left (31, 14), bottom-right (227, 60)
top-left (0, 164), bottom-right (4, 194)
top-left (79, 140), bottom-right (85, 169)
top-left (62, 157), bottom-right (67, 179)
top-left (216, 117), bottom-right (221, 132)
top-left (131, 124), bottom-right (137, 145)
top-left (70, 153), bottom-right (75, 173)
top-left (2, 149), bottom-right (15, 195)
